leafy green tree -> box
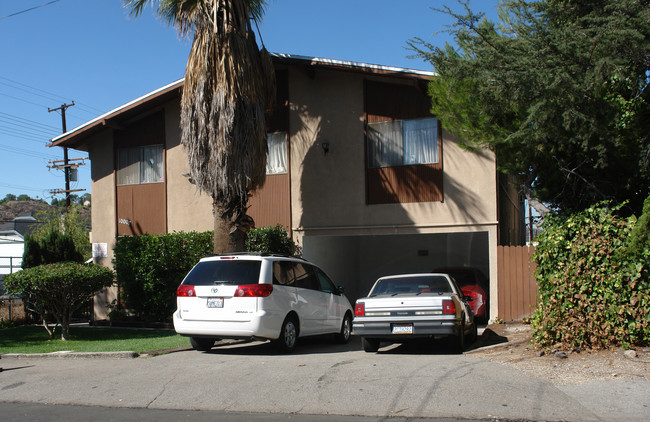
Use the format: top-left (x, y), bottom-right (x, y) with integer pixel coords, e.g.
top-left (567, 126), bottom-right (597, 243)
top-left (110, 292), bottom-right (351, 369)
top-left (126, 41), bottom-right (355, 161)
top-left (29, 204), bottom-right (91, 261)
top-left (4, 263), bottom-right (114, 340)
top-left (16, 194), bottom-right (31, 201)
top-left (125, 0), bottom-right (275, 253)
top-left (409, 0), bottom-right (650, 214)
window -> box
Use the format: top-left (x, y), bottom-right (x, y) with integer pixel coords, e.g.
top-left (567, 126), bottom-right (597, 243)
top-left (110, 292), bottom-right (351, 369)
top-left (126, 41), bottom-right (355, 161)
top-left (266, 132), bottom-right (287, 175)
top-left (273, 261), bottom-right (295, 286)
top-left (117, 145), bottom-right (164, 186)
top-left (182, 260), bottom-right (262, 286)
top-left (315, 269), bottom-right (340, 295)
top-left (293, 263), bottom-right (319, 290)
top-left (367, 117), bottom-right (438, 168)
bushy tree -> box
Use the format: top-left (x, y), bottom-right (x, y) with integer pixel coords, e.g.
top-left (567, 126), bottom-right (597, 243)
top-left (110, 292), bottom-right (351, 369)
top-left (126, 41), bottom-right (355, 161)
top-left (29, 204), bottom-right (91, 261)
top-left (409, 0), bottom-right (650, 214)
top-left (3, 263), bottom-right (114, 340)
top-left (22, 229), bottom-right (83, 269)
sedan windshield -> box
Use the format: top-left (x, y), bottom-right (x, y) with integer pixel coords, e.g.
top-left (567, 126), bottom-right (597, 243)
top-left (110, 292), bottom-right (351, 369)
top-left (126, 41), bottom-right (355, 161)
top-left (370, 276), bottom-right (452, 296)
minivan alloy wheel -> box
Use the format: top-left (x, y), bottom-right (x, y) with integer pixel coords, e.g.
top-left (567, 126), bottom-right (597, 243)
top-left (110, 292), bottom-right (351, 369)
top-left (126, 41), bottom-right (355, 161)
top-left (275, 316), bottom-right (298, 353)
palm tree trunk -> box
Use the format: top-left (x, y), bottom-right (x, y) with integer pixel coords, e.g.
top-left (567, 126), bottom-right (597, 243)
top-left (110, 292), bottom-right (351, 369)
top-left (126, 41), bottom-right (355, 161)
top-left (212, 198), bottom-right (251, 253)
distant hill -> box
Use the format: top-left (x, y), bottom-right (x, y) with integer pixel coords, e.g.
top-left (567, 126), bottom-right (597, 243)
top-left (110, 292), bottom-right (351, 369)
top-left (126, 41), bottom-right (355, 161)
top-left (0, 200), bottom-right (91, 228)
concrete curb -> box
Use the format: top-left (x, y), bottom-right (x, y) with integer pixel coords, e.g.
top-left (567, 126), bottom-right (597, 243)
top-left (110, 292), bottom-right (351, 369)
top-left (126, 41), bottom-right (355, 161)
top-left (2, 351), bottom-right (139, 359)
top-left (466, 338), bottom-right (531, 354)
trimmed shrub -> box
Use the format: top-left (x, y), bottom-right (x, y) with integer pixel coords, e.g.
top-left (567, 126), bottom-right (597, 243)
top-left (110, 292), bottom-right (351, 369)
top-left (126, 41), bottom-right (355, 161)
top-left (246, 225), bottom-right (297, 256)
top-left (531, 203), bottom-right (649, 350)
top-left (113, 231), bottom-right (213, 322)
top-left (3, 262), bottom-right (114, 340)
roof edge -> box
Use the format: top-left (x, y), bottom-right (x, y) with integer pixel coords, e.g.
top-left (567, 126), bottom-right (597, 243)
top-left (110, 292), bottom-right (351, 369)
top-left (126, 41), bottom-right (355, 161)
top-left (50, 54), bottom-right (435, 148)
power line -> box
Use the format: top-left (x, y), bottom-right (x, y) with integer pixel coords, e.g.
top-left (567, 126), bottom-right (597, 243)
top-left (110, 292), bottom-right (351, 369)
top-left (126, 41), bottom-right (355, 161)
top-left (0, 128), bottom-right (52, 144)
top-left (0, 111), bottom-right (60, 131)
top-left (0, 76), bottom-right (104, 115)
top-left (0, 144), bottom-right (57, 160)
top-left (0, 0), bottom-right (62, 21)
top-left (0, 117), bottom-right (59, 138)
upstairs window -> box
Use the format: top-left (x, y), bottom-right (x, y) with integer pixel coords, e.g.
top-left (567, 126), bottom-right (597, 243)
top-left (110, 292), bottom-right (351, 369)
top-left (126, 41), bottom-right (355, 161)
top-left (367, 117), bottom-right (439, 168)
top-left (117, 145), bottom-right (164, 186)
top-left (266, 131), bottom-right (288, 175)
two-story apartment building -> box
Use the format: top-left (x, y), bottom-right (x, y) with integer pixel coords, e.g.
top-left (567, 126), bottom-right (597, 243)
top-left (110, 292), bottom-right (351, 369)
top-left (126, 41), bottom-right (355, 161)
top-left (50, 54), bottom-right (524, 321)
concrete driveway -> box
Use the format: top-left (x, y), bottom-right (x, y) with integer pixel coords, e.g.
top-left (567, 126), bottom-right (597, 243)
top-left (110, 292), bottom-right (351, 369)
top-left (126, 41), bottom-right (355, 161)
top-left (1, 336), bottom-right (647, 421)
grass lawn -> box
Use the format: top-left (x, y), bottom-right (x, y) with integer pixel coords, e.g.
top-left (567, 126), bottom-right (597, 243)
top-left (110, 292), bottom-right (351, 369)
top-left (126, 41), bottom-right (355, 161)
top-left (0, 325), bottom-right (191, 354)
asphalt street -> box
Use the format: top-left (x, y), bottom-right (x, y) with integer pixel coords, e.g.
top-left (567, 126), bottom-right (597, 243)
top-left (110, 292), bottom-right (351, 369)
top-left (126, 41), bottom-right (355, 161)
top-left (1, 337), bottom-right (648, 421)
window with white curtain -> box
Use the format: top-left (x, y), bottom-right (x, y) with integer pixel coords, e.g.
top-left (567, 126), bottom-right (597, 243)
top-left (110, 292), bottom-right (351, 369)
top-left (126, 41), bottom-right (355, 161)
top-left (266, 131), bottom-right (287, 175)
top-left (367, 117), bottom-right (438, 168)
top-left (117, 145), bottom-right (164, 186)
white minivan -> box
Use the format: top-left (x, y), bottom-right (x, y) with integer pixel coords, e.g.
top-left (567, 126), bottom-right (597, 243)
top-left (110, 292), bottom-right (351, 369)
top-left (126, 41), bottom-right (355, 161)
top-left (173, 253), bottom-right (353, 352)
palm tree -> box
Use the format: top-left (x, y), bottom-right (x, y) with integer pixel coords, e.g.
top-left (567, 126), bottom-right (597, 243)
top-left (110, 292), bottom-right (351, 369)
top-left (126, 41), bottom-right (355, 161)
top-left (124, 0), bottom-right (275, 253)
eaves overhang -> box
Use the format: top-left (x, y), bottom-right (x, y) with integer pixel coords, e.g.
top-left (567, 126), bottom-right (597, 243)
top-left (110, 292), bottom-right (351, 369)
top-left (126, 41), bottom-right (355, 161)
top-left (49, 53), bottom-right (435, 151)
top-left (49, 79), bottom-right (183, 150)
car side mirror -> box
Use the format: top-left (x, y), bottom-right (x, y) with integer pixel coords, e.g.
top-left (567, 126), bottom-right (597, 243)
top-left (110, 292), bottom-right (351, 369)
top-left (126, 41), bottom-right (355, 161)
top-left (338, 285), bottom-right (345, 294)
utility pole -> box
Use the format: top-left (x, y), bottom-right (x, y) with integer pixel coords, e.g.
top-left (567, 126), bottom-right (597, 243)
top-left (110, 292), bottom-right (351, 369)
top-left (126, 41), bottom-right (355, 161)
top-left (48, 101), bottom-right (75, 208)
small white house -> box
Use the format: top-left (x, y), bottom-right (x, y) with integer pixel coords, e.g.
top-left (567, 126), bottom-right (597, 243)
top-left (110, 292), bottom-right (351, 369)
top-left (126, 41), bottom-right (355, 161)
top-left (0, 215), bottom-right (36, 286)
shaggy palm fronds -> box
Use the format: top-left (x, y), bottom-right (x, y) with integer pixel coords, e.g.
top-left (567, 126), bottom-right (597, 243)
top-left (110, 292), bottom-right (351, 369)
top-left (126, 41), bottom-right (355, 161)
top-left (181, 19), bottom-right (274, 216)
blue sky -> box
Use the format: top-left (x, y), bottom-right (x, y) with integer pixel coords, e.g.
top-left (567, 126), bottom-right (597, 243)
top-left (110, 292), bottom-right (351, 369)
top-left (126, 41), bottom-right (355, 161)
top-left (0, 0), bottom-right (499, 202)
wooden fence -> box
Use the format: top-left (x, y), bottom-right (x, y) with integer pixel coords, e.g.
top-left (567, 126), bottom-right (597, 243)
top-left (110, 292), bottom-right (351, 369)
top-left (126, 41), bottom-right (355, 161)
top-left (497, 245), bottom-right (538, 321)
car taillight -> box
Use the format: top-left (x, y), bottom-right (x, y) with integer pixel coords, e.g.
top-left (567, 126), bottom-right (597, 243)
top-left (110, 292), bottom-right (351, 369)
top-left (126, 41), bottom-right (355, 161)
top-left (354, 302), bottom-right (365, 317)
top-left (234, 284), bottom-right (273, 297)
top-left (443, 299), bottom-right (456, 315)
top-left (177, 285), bottom-right (196, 297)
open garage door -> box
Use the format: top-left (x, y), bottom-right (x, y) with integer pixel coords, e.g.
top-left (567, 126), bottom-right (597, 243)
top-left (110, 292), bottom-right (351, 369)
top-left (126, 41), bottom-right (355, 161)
top-left (302, 231), bottom-right (490, 321)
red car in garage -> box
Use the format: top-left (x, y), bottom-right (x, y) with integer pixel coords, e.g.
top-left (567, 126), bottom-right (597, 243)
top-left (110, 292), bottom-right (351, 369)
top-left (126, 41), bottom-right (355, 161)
top-left (433, 267), bottom-right (489, 323)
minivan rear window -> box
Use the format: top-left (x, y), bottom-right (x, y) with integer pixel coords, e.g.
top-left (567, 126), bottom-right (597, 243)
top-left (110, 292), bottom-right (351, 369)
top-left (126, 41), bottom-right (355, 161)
top-left (183, 260), bottom-right (262, 286)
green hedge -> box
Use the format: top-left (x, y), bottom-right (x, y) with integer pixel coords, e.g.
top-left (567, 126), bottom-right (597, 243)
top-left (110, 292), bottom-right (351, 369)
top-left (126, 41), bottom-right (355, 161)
top-left (531, 202), bottom-right (649, 350)
top-left (113, 227), bottom-right (298, 322)
top-left (113, 231), bottom-right (213, 322)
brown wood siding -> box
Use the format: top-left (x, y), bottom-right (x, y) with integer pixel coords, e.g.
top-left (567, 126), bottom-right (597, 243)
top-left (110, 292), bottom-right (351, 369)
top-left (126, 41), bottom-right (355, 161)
top-left (367, 164), bottom-right (443, 204)
top-left (116, 183), bottom-right (167, 235)
top-left (248, 174), bottom-right (291, 230)
top-left (497, 245), bottom-right (538, 321)
top-left (114, 111), bottom-right (167, 235)
top-left (364, 80), bottom-right (443, 204)
top-left (247, 69), bottom-right (291, 231)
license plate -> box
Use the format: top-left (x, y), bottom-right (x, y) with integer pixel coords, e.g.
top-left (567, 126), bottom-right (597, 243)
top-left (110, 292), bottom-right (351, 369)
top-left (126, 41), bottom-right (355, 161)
top-left (207, 298), bottom-right (224, 308)
top-left (392, 324), bottom-right (413, 334)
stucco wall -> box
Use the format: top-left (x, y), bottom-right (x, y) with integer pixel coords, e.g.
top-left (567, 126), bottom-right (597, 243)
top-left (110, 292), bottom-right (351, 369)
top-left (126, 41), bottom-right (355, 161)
top-left (87, 130), bottom-right (118, 319)
top-left (287, 68), bottom-right (498, 233)
top-left (163, 101), bottom-right (213, 233)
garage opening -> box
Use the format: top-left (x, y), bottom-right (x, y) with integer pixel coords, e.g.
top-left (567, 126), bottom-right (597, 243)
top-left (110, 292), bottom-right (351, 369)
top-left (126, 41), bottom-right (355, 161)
top-left (302, 231), bottom-right (490, 322)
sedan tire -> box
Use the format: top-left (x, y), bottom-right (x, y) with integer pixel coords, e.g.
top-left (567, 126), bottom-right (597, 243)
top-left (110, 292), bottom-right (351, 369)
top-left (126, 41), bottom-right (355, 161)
top-left (362, 337), bottom-right (380, 353)
top-left (451, 321), bottom-right (466, 354)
